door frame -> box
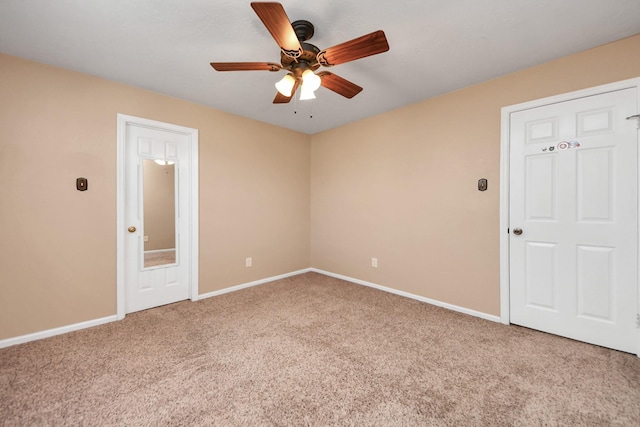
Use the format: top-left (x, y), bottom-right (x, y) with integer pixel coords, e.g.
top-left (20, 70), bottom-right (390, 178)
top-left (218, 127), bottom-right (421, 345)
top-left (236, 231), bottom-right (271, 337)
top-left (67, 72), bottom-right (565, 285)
top-left (499, 77), bottom-right (640, 352)
top-left (116, 114), bottom-right (199, 320)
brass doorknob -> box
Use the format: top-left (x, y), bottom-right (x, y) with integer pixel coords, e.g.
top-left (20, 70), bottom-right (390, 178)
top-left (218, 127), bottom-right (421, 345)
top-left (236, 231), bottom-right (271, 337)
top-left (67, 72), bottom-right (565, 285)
top-left (513, 228), bottom-right (523, 235)
top-left (128, 226), bottom-right (136, 233)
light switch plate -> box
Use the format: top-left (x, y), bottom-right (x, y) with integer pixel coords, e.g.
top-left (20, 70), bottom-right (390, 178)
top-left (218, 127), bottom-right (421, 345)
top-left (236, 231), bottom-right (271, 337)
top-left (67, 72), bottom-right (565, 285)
top-left (76, 177), bottom-right (88, 191)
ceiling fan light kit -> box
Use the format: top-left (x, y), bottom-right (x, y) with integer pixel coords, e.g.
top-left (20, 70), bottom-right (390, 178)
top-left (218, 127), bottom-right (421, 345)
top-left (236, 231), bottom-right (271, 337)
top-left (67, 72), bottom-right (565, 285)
top-left (301, 69), bottom-right (321, 92)
top-left (210, 2), bottom-right (389, 104)
top-left (275, 73), bottom-right (296, 97)
top-left (299, 85), bottom-right (316, 100)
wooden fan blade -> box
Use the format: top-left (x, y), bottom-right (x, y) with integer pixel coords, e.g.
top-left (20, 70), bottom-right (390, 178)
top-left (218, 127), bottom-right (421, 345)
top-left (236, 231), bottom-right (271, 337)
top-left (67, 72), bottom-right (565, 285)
top-left (210, 62), bottom-right (281, 72)
top-left (318, 72), bottom-right (363, 98)
top-left (273, 80), bottom-right (300, 104)
top-left (317, 30), bottom-right (389, 67)
top-left (251, 2), bottom-right (302, 58)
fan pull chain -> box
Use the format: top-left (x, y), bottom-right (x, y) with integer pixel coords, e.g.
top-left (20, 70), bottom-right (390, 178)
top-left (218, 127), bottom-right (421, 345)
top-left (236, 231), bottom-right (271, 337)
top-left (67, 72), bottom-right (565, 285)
top-left (291, 95), bottom-right (314, 119)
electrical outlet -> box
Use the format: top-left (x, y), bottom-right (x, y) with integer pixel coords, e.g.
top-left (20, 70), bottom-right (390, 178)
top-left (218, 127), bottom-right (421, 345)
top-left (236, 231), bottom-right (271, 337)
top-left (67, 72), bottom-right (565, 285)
top-left (144, 236), bottom-right (149, 242)
top-left (372, 257), bottom-right (378, 268)
top-left (246, 257), bottom-right (252, 267)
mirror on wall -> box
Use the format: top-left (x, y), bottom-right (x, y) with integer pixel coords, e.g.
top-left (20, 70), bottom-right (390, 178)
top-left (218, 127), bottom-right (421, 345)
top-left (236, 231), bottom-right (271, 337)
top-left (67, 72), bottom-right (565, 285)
top-left (142, 159), bottom-right (177, 268)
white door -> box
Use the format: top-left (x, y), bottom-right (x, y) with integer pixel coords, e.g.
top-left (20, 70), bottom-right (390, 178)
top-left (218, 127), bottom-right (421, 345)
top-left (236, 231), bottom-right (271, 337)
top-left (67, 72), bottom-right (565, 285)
top-left (509, 87), bottom-right (638, 353)
top-left (124, 123), bottom-right (191, 313)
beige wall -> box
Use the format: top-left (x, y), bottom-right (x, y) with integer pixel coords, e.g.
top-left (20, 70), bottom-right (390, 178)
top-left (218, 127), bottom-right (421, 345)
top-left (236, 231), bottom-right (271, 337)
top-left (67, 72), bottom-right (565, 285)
top-left (0, 53), bottom-right (311, 340)
top-left (310, 34), bottom-right (640, 316)
top-left (1, 34), bottom-right (639, 341)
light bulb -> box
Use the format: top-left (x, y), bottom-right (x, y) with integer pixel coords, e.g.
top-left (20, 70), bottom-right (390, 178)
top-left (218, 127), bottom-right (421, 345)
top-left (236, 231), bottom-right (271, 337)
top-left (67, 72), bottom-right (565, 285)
top-left (275, 74), bottom-right (295, 97)
top-left (154, 159), bottom-right (175, 166)
top-left (301, 70), bottom-right (321, 91)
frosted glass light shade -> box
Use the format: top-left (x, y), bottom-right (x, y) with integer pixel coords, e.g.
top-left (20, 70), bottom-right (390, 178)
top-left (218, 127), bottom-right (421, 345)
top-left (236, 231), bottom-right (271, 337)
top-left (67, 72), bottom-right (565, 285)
top-left (275, 74), bottom-right (296, 97)
top-left (301, 70), bottom-right (321, 91)
top-left (299, 85), bottom-right (316, 100)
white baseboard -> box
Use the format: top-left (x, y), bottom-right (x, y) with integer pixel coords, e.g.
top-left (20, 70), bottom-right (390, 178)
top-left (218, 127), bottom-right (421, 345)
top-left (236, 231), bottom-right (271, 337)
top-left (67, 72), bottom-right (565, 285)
top-left (1, 267), bottom-right (499, 349)
top-left (309, 268), bottom-right (501, 323)
top-left (197, 268), bottom-right (313, 300)
top-left (0, 315), bottom-right (118, 349)
top-left (0, 269), bottom-right (312, 349)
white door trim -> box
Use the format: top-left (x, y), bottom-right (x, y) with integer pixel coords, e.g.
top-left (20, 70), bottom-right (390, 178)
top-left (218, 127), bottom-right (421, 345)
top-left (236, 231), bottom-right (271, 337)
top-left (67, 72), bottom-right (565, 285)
top-left (499, 77), bottom-right (640, 354)
top-left (116, 114), bottom-right (199, 320)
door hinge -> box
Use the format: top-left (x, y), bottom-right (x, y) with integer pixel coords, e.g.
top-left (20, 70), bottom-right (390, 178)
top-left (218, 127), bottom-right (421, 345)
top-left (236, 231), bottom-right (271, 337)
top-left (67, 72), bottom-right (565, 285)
top-left (637, 313), bottom-right (640, 329)
top-left (626, 114), bottom-right (640, 129)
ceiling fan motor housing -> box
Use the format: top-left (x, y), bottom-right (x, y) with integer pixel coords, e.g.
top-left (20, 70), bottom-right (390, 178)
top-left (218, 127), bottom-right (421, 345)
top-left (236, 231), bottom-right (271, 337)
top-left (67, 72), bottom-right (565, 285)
top-left (281, 42), bottom-right (321, 75)
top-left (280, 20), bottom-right (321, 76)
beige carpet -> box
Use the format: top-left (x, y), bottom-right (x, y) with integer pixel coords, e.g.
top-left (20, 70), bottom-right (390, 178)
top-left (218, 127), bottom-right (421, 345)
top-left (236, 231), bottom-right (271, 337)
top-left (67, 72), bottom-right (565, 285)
top-left (1, 272), bottom-right (639, 425)
top-left (144, 250), bottom-right (176, 268)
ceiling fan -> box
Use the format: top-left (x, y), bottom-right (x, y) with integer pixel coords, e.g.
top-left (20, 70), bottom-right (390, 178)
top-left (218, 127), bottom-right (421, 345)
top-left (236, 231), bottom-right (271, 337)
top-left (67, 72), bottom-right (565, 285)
top-left (210, 2), bottom-right (390, 103)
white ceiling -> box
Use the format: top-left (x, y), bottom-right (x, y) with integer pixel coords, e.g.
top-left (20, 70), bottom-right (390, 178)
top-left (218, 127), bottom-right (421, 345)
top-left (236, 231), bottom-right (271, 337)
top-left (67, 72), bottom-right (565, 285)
top-left (1, 1), bottom-right (639, 134)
